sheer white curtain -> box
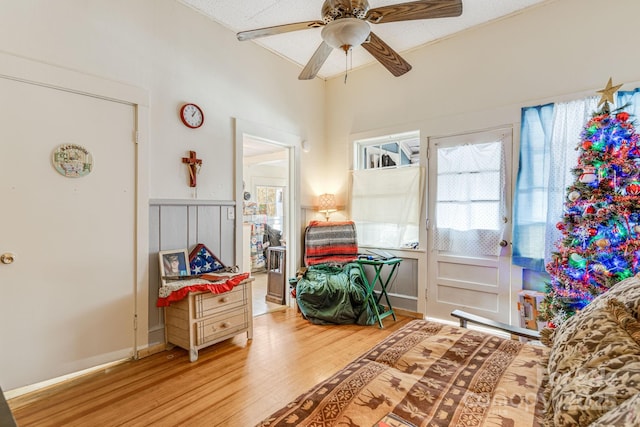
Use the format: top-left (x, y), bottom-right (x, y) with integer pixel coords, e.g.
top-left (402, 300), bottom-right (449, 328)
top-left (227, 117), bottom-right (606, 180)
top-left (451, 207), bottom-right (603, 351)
top-left (351, 166), bottom-right (423, 248)
top-left (434, 141), bottom-right (506, 256)
top-left (543, 97), bottom-right (598, 266)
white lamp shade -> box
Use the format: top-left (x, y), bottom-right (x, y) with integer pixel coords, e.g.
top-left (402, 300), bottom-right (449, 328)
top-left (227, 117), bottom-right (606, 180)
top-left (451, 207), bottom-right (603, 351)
top-left (318, 193), bottom-right (337, 213)
top-left (321, 18), bottom-right (370, 50)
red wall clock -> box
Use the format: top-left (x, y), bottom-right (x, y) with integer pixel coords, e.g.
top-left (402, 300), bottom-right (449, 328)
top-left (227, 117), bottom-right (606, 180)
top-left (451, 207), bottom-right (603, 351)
top-left (180, 103), bottom-right (204, 129)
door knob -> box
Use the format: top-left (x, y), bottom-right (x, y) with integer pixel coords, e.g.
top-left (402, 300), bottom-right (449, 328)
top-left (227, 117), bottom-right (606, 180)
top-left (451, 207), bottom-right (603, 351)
top-left (499, 240), bottom-right (508, 247)
top-left (1, 252), bottom-right (16, 264)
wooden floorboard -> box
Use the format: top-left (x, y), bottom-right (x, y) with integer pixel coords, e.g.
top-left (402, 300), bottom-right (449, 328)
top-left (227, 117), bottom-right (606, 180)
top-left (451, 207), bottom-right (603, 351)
top-left (9, 308), bottom-right (414, 426)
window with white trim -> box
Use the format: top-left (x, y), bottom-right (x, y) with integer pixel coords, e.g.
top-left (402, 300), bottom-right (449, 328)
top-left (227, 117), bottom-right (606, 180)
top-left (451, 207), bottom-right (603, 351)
top-left (352, 131), bottom-right (422, 249)
top-left (356, 132), bottom-right (420, 170)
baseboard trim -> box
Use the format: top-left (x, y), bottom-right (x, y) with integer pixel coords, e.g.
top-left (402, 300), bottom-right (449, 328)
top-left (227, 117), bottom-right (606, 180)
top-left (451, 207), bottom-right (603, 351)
top-left (6, 358), bottom-right (130, 407)
top-left (387, 307), bottom-right (422, 319)
top-left (137, 342), bottom-right (167, 359)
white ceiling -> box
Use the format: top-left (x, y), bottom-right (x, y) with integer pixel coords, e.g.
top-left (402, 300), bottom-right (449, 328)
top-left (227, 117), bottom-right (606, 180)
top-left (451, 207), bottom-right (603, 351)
top-left (243, 136), bottom-right (288, 167)
top-left (178, 0), bottom-right (548, 80)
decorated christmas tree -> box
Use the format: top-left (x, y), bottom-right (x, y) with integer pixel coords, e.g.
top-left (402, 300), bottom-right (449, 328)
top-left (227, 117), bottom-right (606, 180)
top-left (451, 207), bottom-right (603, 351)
top-left (540, 79), bottom-right (640, 327)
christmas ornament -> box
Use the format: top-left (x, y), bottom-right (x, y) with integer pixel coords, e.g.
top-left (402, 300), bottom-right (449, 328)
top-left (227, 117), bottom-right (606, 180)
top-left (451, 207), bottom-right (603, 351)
top-left (569, 253), bottom-right (585, 267)
top-left (579, 165), bottom-right (597, 183)
top-left (568, 190), bottom-right (581, 201)
top-left (592, 263), bottom-right (608, 273)
top-left (617, 112), bottom-right (630, 122)
top-left (626, 183), bottom-right (640, 195)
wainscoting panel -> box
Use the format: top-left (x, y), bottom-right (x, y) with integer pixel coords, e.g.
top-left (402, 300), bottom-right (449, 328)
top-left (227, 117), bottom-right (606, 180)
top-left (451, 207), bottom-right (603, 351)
top-left (148, 199), bottom-right (236, 346)
top-left (194, 205), bottom-right (221, 253)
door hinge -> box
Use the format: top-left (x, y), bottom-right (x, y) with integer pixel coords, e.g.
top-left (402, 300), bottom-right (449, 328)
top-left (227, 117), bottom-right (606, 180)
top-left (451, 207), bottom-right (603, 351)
top-left (134, 130), bottom-right (139, 144)
top-left (133, 314), bottom-right (138, 330)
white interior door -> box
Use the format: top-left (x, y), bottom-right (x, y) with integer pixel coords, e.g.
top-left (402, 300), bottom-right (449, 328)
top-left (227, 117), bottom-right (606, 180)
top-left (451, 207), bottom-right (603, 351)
top-left (0, 77), bottom-right (136, 391)
top-left (427, 128), bottom-right (513, 323)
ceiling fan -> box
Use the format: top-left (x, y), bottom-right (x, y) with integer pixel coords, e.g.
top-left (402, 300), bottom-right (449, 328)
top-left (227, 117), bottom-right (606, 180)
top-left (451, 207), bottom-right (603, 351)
top-left (237, 0), bottom-right (463, 80)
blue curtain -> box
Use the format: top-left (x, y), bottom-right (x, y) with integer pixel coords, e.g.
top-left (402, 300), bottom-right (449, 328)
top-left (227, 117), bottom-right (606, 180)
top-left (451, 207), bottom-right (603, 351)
top-left (512, 103), bottom-right (554, 271)
top-left (617, 88), bottom-right (640, 118)
top-left (512, 89), bottom-right (640, 272)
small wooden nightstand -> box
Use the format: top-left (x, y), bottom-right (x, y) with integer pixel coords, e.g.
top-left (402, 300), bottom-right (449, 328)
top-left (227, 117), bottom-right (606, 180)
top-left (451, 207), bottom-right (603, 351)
top-left (164, 279), bottom-right (253, 362)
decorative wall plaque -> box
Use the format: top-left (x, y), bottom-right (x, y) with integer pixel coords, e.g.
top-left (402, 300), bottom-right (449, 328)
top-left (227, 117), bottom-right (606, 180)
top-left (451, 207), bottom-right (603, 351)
top-left (52, 144), bottom-right (93, 177)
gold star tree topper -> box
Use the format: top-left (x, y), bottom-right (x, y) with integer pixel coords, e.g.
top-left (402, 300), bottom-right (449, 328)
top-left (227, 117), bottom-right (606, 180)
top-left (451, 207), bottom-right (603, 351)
top-left (597, 77), bottom-right (623, 107)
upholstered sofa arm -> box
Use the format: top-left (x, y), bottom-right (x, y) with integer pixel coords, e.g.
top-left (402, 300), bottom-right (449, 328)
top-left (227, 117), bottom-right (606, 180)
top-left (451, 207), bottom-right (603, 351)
top-left (451, 309), bottom-right (541, 340)
top-left (0, 387), bottom-right (17, 427)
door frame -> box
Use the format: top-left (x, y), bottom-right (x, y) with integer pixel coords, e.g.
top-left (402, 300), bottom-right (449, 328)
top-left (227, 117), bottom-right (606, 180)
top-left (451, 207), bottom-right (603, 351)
top-left (233, 119), bottom-right (301, 305)
top-left (0, 52), bottom-right (149, 395)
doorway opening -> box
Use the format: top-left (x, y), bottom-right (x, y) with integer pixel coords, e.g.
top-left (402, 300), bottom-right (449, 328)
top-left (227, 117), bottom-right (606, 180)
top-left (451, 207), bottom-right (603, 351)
top-left (242, 136), bottom-right (290, 316)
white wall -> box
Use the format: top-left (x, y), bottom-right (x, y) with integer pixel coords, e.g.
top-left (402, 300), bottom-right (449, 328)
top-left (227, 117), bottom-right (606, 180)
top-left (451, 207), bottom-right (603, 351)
top-left (0, 0), bottom-right (325, 203)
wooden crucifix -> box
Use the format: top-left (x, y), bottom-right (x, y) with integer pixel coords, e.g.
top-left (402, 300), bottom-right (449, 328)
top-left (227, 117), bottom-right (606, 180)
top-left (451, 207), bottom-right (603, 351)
top-left (182, 150), bottom-right (202, 187)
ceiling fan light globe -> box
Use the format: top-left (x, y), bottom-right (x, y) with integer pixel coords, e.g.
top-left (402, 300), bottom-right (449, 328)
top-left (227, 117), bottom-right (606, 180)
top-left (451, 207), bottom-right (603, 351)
top-left (321, 18), bottom-right (370, 50)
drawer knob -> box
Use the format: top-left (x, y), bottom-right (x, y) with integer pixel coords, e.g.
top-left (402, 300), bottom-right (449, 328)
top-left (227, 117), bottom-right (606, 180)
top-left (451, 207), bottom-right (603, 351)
top-left (219, 297), bottom-right (229, 303)
top-left (221, 322), bottom-right (230, 328)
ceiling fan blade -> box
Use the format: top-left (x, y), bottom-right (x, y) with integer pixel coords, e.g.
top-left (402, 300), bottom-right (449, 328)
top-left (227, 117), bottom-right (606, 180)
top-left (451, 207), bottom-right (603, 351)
top-left (237, 21), bottom-right (324, 41)
top-left (299, 41), bottom-right (333, 80)
top-left (361, 32), bottom-right (412, 77)
top-left (366, 0), bottom-right (462, 24)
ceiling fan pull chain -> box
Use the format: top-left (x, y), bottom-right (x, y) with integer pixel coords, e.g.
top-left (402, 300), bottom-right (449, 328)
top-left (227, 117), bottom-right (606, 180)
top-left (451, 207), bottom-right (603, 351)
top-left (350, 47), bottom-right (353, 70)
top-left (344, 49), bottom-right (349, 84)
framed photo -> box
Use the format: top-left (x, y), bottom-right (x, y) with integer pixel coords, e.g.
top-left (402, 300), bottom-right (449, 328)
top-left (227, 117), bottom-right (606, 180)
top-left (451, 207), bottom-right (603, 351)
top-left (159, 249), bottom-right (191, 285)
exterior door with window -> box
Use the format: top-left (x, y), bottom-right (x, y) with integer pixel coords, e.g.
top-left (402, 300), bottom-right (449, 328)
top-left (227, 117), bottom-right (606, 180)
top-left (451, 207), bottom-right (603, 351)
top-left (427, 128), bottom-right (513, 323)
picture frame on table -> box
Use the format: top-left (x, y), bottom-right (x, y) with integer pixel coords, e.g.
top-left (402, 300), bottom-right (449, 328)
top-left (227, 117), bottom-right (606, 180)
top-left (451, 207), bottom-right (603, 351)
top-left (159, 249), bottom-right (191, 286)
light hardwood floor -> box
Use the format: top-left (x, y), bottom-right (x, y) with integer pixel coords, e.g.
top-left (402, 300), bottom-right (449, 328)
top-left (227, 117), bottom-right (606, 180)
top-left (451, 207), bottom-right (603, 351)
top-left (9, 308), bottom-right (414, 426)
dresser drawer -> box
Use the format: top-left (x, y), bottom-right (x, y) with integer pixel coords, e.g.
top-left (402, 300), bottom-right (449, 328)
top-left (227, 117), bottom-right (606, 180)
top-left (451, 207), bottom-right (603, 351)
top-left (195, 308), bottom-right (248, 346)
top-left (193, 284), bottom-right (246, 319)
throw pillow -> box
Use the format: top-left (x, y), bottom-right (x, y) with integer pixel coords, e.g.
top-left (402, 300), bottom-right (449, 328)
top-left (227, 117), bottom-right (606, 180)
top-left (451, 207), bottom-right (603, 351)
top-left (545, 299), bottom-right (640, 426)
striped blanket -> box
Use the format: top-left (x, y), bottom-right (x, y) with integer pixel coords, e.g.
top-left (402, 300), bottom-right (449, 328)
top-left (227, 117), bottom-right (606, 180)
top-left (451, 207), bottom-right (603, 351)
top-left (303, 220), bottom-right (358, 266)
